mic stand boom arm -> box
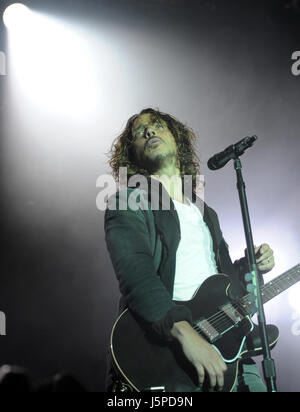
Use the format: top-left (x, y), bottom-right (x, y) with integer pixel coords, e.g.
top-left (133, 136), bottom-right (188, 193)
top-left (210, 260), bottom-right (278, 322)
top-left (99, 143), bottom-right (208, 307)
top-left (234, 156), bottom-right (277, 392)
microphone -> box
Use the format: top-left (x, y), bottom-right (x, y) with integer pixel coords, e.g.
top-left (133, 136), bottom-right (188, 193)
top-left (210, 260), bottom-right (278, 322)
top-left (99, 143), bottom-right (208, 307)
top-left (207, 135), bottom-right (258, 171)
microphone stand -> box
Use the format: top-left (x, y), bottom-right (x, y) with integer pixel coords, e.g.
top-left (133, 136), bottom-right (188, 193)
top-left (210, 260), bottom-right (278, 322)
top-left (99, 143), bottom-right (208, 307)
top-left (233, 156), bottom-right (277, 392)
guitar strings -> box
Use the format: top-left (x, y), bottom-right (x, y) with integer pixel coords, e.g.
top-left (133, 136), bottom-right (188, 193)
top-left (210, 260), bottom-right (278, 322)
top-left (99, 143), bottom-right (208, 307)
top-left (201, 270), bottom-right (298, 335)
top-left (193, 265), bottom-right (300, 339)
top-left (211, 266), bottom-right (300, 329)
top-left (193, 304), bottom-right (240, 336)
top-left (193, 267), bottom-right (300, 336)
top-left (195, 267), bottom-right (300, 337)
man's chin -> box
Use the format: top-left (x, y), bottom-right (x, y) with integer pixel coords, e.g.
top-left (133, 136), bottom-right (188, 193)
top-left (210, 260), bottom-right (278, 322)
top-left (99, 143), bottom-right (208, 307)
top-left (140, 152), bottom-right (175, 175)
top-left (138, 153), bottom-right (162, 174)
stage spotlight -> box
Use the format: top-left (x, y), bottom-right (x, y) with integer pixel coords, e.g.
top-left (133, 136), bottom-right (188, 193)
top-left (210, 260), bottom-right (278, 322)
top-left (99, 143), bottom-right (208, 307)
top-left (5, 7), bottom-right (98, 121)
top-left (3, 3), bottom-right (31, 30)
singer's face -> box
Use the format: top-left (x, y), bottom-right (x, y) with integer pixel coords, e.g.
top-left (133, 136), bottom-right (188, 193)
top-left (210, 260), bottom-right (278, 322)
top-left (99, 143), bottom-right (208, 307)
top-left (130, 113), bottom-right (178, 174)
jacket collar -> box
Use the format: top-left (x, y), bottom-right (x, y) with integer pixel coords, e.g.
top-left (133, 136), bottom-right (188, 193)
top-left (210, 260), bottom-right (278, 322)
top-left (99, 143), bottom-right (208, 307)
top-left (148, 177), bottom-right (220, 260)
top-left (127, 176), bottom-right (220, 255)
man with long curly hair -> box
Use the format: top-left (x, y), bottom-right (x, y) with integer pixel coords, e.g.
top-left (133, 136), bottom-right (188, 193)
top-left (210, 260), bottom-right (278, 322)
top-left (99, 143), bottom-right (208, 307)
top-left (104, 108), bottom-right (275, 392)
top-left (108, 108), bottom-right (201, 198)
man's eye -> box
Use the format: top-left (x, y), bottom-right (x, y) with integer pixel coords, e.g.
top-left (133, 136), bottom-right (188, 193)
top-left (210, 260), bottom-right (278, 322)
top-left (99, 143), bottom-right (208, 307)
top-left (133, 123), bottom-right (163, 139)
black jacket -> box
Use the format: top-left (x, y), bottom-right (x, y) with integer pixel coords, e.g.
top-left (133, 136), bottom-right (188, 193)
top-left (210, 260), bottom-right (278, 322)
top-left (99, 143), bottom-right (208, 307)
top-left (105, 178), bottom-right (248, 341)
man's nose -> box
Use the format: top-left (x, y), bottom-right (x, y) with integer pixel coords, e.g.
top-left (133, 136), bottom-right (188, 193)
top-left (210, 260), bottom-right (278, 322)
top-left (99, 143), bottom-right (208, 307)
top-left (145, 126), bottom-right (156, 139)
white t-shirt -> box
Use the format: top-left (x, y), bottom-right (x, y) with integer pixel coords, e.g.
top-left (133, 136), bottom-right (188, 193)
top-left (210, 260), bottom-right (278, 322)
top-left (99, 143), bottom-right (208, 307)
top-left (172, 198), bottom-right (218, 301)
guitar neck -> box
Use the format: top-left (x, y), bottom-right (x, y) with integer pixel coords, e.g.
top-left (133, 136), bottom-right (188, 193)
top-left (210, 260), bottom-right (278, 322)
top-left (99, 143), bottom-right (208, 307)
top-left (240, 263), bottom-right (300, 314)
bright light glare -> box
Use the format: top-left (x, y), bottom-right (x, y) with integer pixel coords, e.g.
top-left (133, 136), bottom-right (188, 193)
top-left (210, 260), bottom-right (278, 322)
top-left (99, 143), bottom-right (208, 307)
top-left (3, 3), bottom-right (32, 30)
top-left (7, 11), bottom-right (99, 121)
top-left (289, 284), bottom-right (300, 317)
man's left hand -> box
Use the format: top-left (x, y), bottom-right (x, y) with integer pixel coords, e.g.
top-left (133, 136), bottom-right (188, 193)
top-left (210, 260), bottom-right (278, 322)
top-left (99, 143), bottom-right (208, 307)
top-left (255, 243), bottom-right (275, 274)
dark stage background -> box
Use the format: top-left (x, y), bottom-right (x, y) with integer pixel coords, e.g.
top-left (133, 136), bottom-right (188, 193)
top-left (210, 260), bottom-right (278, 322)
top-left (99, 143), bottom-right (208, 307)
top-left (0, 0), bottom-right (299, 391)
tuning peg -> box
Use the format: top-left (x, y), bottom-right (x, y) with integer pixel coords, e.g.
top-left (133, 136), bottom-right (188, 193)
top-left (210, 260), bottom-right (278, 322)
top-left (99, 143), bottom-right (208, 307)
top-left (244, 272), bottom-right (253, 283)
top-left (247, 294), bottom-right (256, 303)
top-left (246, 284), bottom-right (257, 294)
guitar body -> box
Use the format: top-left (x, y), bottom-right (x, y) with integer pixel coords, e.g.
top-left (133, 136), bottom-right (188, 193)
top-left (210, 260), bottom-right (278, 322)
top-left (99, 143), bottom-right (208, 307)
top-left (110, 264), bottom-right (300, 392)
top-left (111, 275), bottom-right (253, 392)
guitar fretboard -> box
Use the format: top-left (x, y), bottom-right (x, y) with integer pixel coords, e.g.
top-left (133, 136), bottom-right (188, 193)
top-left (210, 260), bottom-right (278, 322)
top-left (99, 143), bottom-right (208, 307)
top-left (240, 263), bottom-right (300, 314)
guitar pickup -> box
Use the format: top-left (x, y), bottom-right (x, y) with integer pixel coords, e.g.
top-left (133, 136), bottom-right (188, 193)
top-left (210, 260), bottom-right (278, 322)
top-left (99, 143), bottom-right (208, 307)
top-left (196, 319), bottom-right (219, 342)
top-left (221, 303), bottom-right (244, 325)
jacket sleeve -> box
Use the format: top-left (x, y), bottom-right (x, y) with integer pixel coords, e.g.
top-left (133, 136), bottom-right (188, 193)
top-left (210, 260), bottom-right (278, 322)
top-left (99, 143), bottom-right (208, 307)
top-left (104, 192), bottom-right (192, 341)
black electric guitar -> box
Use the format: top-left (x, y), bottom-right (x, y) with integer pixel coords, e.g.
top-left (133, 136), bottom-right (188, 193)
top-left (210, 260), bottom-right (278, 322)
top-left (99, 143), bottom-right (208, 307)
top-left (111, 264), bottom-right (300, 392)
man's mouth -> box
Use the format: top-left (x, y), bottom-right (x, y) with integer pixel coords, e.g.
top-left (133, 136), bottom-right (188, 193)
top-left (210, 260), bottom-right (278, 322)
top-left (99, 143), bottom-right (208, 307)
top-left (146, 137), bottom-right (162, 149)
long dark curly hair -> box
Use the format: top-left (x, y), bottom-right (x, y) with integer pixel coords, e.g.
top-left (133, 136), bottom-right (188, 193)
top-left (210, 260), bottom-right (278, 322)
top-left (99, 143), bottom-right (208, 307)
top-left (108, 108), bottom-right (201, 194)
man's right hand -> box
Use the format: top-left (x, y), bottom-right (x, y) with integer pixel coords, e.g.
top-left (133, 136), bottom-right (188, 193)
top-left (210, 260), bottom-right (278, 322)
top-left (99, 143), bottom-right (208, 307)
top-left (171, 320), bottom-right (227, 390)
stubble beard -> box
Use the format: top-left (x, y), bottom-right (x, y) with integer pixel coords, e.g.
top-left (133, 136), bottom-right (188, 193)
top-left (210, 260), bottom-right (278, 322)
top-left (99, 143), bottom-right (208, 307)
top-left (139, 149), bottom-right (177, 175)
